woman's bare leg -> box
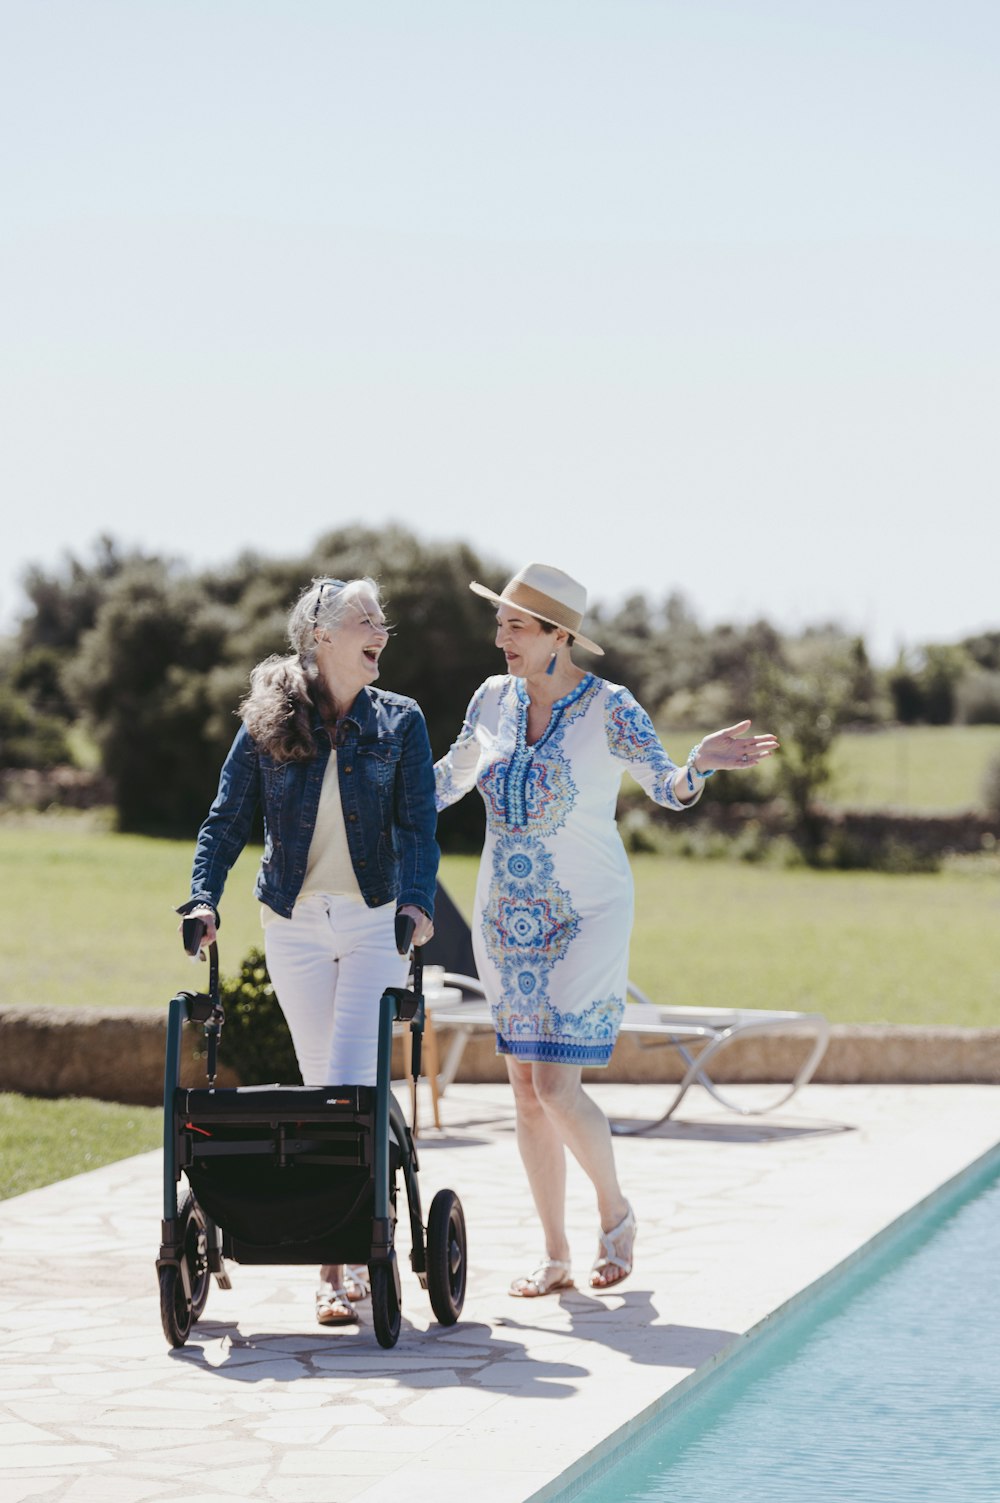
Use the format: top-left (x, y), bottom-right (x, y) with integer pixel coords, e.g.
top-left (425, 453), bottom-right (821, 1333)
top-left (506, 1058), bottom-right (631, 1275)
top-left (529, 1062), bottom-right (629, 1236)
top-left (506, 1058), bottom-right (571, 1262)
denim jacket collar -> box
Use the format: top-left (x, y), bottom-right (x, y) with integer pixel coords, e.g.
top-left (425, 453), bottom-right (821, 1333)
top-left (309, 687), bottom-right (378, 742)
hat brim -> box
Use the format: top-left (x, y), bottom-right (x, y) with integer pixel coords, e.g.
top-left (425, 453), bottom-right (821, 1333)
top-left (469, 580), bottom-right (604, 656)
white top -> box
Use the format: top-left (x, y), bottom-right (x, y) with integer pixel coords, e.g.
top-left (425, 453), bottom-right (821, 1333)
top-left (260, 751), bottom-right (360, 927)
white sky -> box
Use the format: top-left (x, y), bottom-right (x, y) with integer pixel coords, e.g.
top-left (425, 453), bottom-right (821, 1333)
top-left (2, 0), bottom-right (997, 663)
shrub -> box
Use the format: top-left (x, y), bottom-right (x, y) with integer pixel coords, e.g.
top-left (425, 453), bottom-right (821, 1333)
top-left (822, 829), bottom-right (940, 874)
top-left (0, 686), bottom-right (72, 769)
top-left (889, 666), bottom-right (924, 724)
top-left (195, 948), bottom-right (300, 1086)
top-left (956, 671), bottom-right (1000, 726)
top-left (618, 807), bottom-right (665, 854)
top-left (983, 754), bottom-right (1000, 821)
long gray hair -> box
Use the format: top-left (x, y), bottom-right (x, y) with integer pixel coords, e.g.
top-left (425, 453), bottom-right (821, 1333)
top-left (240, 576), bottom-right (382, 761)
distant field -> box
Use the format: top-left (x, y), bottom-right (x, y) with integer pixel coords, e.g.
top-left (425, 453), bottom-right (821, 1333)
top-left (827, 725), bottom-right (1000, 812)
top-left (6, 823), bottom-right (988, 1027)
top-left (661, 722), bottom-right (1000, 813)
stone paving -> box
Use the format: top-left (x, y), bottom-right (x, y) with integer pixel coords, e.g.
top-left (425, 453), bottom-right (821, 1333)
top-left (2, 1081), bottom-right (999, 1503)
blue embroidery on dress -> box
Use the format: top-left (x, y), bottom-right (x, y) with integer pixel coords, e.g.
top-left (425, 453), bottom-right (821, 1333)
top-left (605, 687), bottom-right (684, 809)
top-left (480, 675), bottom-right (598, 834)
top-left (482, 835), bottom-right (573, 969)
top-left (435, 681), bottom-right (491, 812)
top-left (435, 756), bottom-right (469, 810)
top-left (479, 759), bottom-right (511, 824)
top-left (481, 831), bottom-right (592, 1059)
top-left (494, 993), bottom-right (626, 1066)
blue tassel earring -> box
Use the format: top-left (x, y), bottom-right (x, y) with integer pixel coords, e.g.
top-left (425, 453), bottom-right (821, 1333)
top-left (546, 651), bottom-right (558, 676)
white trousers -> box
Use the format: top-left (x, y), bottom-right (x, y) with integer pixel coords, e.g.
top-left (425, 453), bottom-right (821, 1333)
top-left (263, 894), bottom-right (407, 1087)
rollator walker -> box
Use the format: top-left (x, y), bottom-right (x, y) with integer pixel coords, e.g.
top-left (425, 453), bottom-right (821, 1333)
top-left (156, 913), bottom-right (467, 1349)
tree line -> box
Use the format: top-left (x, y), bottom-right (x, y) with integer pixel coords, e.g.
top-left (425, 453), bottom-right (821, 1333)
top-left (2, 526), bottom-right (998, 853)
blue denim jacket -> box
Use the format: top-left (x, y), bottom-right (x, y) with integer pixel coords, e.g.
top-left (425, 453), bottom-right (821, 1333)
top-left (181, 687), bottom-right (439, 922)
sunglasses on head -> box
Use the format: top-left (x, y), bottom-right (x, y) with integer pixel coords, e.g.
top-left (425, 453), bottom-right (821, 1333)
top-left (311, 578), bottom-right (347, 623)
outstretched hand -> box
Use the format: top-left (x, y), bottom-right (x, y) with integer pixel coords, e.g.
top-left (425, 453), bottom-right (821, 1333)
top-left (696, 720), bottom-right (779, 773)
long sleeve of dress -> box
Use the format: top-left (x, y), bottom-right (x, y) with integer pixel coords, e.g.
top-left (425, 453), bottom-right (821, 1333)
top-left (434, 682), bottom-right (489, 812)
top-left (603, 686), bottom-right (703, 812)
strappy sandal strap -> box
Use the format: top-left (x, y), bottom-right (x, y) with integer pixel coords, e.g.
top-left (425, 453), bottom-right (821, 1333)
top-left (509, 1257), bottom-right (574, 1298)
top-left (344, 1265), bottom-right (370, 1302)
top-left (315, 1287), bottom-right (359, 1325)
top-left (590, 1202), bottom-right (637, 1289)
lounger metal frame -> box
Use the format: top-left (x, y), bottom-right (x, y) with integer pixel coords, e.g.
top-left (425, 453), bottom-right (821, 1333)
top-left (428, 975), bottom-right (830, 1134)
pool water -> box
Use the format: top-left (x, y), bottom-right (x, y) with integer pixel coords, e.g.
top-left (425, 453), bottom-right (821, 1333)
top-left (570, 1158), bottom-right (1000, 1503)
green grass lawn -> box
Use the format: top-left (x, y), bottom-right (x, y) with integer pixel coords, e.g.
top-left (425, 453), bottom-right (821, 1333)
top-left (826, 725), bottom-right (1000, 812)
top-left (3, 819), bottom-right (997, 1028)
top-left (2, 817), bottom-right (997, 1202)
top-left (0, 817), bottom-right (270, 1013)
top-left (0, 1093), bottom-right (162, 1199)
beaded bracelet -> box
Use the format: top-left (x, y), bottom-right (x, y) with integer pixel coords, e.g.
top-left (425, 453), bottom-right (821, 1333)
top-left (682, 742), bottom-right (712, 799)
top-left (685, 744), bottom-right (716, 795)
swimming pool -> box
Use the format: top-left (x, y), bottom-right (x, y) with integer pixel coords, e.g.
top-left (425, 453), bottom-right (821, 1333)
top-left (558, 1147), bottom-right (1000, 1503)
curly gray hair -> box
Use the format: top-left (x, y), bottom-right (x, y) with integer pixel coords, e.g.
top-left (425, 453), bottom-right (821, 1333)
top-left (240, 576), bottom-right (383, 761)
top-left (287, 576), bottom-right (382, 664)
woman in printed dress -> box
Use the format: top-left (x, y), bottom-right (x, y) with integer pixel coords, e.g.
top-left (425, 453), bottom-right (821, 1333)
top-left (435, 563), bottom-right (777, 1297)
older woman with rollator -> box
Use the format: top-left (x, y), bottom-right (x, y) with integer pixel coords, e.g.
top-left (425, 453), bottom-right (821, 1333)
top-left (435, 563), bottom-right (776, 1297)
top-left (179, 576), bottom-right (438, 1326)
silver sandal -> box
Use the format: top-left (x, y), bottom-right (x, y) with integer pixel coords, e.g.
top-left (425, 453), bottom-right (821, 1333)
top-left (590, 1202), bottom-right (637, 1290)
top-left (344, 1265), bottom-right (370, 1302)
top-left (315, 1287), bottom-right (359, 1326)
top-left (509, 1257), bottom-right (574, 1298)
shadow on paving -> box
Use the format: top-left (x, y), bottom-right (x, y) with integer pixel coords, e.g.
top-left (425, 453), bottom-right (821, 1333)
top-left (167, 1292), bottom-right (735, 1396)
top-left (610, 1114), bottom-right (856, 1143)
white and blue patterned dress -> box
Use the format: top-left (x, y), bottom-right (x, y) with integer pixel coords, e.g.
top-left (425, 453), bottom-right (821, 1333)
top-left (434, 673), bottom-right (700, 1067)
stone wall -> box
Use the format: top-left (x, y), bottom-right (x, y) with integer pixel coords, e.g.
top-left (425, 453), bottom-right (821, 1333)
top-left (2, 1005), bottom-right (998, 1107)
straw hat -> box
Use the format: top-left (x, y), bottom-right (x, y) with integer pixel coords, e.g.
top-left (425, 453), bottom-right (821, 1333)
top-left (469, 562), bottom-right (604, 656)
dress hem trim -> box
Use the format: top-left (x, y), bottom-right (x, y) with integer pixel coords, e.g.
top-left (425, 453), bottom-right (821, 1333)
top-left (495, 1033), bottom-right (614, 1067)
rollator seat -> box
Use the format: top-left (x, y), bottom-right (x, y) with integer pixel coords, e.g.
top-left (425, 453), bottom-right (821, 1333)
top-left (178, 1084), bottom-right (375, 1121)
top-left (176, 1084), bottom-right (403, 1266)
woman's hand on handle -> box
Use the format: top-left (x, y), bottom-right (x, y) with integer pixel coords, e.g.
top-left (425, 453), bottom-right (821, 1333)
top-left (178, 903), bottom-right (218, 950)
top-left (397, 903), bottom-right (434, 947)
top-left (694, 720), bottom-right (779, 774)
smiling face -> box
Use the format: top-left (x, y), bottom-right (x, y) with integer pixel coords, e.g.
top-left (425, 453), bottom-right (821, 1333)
top-left (495, 603), bottom-right (561, 679)
top-left (314, 582), bottom-right (389, 702)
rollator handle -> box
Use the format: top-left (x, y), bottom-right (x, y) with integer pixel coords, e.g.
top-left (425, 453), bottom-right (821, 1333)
top-left (395, 912), bottom-right (415, 955)
top-left (179, 925), bottom-right (223, 1085)
top-left (182, 916), bottom-right (207, 958)
top-left (394, 912), bottom-right (424, 996)
top-left (393, 910), bottom-right (425, 1105)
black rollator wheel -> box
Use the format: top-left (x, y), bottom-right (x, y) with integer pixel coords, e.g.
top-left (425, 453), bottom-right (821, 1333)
top-left (159, 1189), bottom-right (211, 1348)
top-left (426, 1188), bottom-right (467, 1326)
top-left (370, 1257), bottom-right (402, 1348)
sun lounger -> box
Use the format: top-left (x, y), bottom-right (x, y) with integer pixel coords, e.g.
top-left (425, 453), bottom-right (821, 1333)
top-left (426, 974), bottom-right (829, 1133)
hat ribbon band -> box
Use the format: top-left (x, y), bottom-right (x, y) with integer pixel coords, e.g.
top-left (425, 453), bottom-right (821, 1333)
top-left (501, 581), bottom-right (583, 635)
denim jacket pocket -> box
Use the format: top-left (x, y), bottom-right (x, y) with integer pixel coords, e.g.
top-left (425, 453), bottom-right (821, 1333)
top-left (358, 738), bottom-right (402, 788)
